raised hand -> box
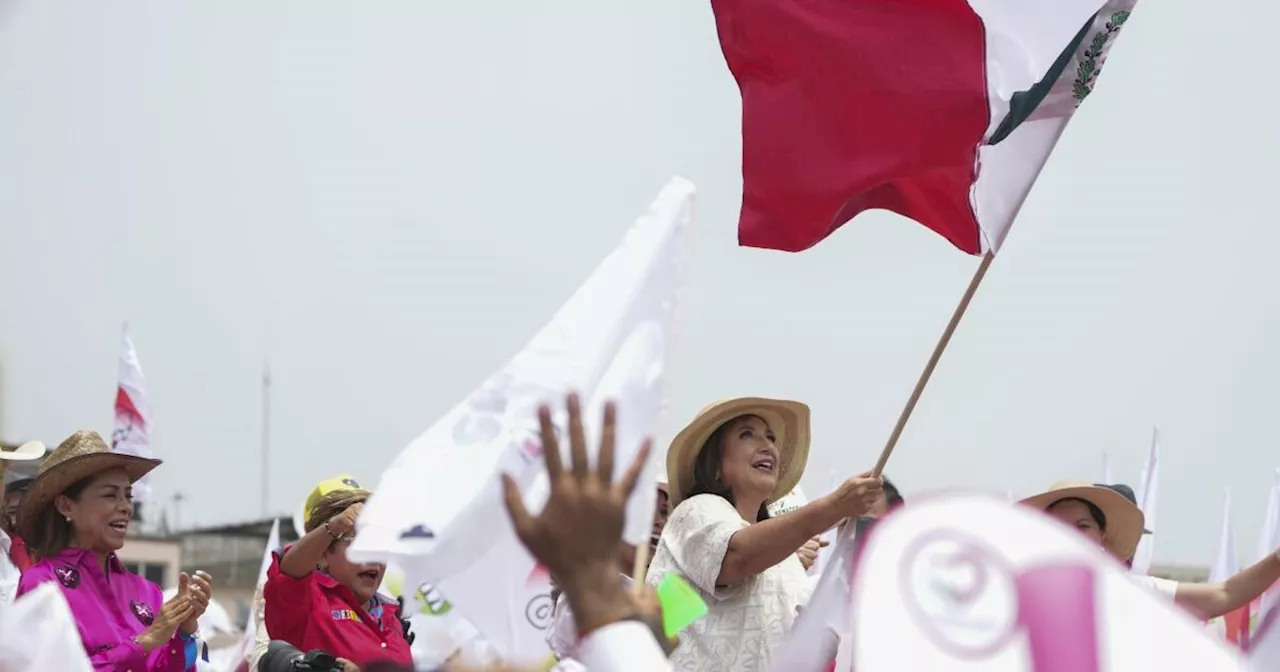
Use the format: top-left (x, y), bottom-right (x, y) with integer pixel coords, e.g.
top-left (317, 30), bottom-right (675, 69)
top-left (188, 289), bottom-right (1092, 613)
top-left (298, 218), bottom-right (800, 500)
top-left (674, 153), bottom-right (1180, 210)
top-left (834, 472), bottom-right (883, 518)
top-left (797, 535), bottom-right (828, 571)
top-left (180, 570), bottom-right (213, 635)
top-left (501, 394), bottom-right (650, 579)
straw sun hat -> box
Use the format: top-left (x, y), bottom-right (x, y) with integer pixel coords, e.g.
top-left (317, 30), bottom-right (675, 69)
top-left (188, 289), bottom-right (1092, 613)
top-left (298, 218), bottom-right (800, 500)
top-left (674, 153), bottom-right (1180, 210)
top-left (1020, 479), bottom-right (1146, 561)
top-left (18, 430), bottom-right (161, 538)
top-left (666, 397), bottom-right (810, 507)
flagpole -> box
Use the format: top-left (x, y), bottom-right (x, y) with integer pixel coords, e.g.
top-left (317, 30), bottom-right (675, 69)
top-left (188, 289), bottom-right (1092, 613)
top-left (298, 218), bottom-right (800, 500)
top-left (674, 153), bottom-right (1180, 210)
top-left (871, 252), bottom-right (995, 476)
top-left (261, 360), bottom-right (272, 517)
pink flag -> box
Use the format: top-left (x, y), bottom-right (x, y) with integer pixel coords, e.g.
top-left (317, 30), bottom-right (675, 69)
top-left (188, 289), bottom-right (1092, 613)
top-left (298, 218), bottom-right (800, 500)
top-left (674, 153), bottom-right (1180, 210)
top-left (111, 324), bottom-right (154, 501)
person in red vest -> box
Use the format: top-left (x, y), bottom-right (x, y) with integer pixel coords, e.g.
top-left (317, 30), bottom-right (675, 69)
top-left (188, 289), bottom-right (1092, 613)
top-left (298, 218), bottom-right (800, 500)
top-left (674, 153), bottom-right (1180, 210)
top-left (263, 478), bottom-right (412, 670)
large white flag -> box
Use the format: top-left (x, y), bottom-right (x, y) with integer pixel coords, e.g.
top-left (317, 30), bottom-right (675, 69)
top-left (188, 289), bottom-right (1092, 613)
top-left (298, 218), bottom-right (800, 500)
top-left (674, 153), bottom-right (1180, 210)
top-left (1206, 490), bottom-right (1243, 642)
top-left (350, 178), bottom-right (695, 662)
top-left (1130, 426), bottom-right (1160, 574)
top-left (111, 324), bottom-right (155, 502)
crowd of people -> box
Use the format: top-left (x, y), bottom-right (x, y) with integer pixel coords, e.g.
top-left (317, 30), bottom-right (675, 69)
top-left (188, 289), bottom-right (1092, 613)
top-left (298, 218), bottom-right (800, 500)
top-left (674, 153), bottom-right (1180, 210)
top-left (3, 392), bottom-right (1277, 671)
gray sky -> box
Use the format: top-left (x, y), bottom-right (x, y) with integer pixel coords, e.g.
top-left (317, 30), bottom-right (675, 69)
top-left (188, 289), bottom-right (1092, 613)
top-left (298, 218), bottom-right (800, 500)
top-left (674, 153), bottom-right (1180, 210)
top-left (1, 1), bottom-right (1278, 567)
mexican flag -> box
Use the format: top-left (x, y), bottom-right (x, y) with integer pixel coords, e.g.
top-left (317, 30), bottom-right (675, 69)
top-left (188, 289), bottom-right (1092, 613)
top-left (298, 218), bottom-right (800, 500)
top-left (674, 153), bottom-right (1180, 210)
top-left (713, 0), bottom-right (1139, 255)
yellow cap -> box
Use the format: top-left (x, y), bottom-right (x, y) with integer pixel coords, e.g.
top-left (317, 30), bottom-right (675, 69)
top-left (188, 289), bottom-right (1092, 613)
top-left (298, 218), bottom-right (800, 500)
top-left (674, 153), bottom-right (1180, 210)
top-left (293, 474), bottom-right (363, 536)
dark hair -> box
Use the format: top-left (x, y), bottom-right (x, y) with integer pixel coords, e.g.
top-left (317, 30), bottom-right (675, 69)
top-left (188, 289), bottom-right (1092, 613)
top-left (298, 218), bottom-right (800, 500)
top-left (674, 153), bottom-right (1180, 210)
top-left (27, 475), bottom-right (94, 561)
top-left (882, 476), bottom-right (904, 508)
top-left (686, 417), bottom-right (771, 523)
top-left (1047, 496), bottom-right (1107, 531)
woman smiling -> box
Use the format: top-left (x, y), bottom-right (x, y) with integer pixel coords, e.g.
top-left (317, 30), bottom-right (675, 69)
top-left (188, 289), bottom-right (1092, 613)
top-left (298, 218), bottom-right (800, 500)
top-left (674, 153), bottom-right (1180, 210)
top-left (646, 398), bottom-right (882, 672)
top-left (17, 430), bottom-right (212, 671)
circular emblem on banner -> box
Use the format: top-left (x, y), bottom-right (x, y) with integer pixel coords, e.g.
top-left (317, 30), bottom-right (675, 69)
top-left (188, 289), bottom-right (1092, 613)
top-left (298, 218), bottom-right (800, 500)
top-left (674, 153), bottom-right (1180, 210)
top-left (525, 593), bottom-right (555, 630)
top-left (898, 530), bottom-right (1019, 659)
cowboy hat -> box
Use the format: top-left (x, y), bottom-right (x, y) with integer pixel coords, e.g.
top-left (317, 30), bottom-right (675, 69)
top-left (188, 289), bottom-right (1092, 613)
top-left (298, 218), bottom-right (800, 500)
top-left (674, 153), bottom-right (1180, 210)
top-left (18, 431), bottom-right (161, 538)
top-left (666, 397), bottom-right (810, 507)
top-left (1020, 479), bottom-right (1145, 560)
top-left (0, 441), bottom-right (45, 462)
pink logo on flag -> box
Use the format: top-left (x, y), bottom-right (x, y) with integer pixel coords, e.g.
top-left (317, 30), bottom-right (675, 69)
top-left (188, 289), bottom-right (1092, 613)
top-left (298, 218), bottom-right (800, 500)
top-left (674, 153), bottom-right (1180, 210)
top-left (899, 531), bottom-right (1101, 672)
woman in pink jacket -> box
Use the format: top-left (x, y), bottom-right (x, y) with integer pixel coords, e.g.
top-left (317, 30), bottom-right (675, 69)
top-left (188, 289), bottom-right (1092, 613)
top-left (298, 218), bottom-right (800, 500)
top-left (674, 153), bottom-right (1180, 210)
top-left (17, 430), bottom-right (213, 671)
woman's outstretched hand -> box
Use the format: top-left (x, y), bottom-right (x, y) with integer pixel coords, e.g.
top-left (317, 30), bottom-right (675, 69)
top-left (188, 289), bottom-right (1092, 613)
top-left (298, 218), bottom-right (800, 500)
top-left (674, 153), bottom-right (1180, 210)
top-left (834, 472), bottom-right (883, 519)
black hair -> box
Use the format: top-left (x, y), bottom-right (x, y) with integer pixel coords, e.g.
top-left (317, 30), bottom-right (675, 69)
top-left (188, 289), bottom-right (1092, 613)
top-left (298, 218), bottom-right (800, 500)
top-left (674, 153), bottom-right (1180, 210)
top-left (686, 417), bottom-right (771, 523)
top-left (881, 476), bottom-right (904, 508)
top-left (1047, 496), bottom-right (1107, 531)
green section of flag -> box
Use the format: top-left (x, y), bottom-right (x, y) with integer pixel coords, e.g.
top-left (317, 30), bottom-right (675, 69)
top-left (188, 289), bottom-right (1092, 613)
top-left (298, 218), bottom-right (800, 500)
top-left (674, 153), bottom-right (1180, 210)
top-left (657, 574), bottom-right (708, 638)
top-left (988, 14), bottom-right (1095, 145)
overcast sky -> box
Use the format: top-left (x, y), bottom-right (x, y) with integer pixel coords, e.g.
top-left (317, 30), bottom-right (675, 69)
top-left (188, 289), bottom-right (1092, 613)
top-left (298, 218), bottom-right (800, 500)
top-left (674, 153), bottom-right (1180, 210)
top-left (1, 0), bottom-right (1277, 567)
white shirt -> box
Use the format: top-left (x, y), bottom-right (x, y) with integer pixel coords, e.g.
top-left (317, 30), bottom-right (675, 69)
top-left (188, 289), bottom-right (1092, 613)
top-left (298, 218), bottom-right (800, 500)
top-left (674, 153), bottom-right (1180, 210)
top-left (0, 530), bottom-right (19, 607)
top-left (646, 495), bottom-right (812, 672)
top-left (1132, 574), bottom-right (1179, 600)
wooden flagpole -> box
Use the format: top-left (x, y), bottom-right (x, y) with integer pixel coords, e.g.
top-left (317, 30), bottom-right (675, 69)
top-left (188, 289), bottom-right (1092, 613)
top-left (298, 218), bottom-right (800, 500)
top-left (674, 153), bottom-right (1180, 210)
top-left (871, 251), bottom-right (995, 476)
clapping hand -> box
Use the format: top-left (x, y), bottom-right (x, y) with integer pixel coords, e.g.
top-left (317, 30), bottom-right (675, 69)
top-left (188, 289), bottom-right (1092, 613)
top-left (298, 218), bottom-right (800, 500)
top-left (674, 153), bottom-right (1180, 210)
top-left (179, 570), bottom-right (213, 635)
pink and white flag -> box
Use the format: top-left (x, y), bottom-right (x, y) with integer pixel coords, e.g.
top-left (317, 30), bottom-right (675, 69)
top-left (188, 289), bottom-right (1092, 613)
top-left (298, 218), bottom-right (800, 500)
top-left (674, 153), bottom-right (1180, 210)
top-left (112, 324), bottom-right (154, 502)
top-left (1249, 470), bottom-right (1280, 639)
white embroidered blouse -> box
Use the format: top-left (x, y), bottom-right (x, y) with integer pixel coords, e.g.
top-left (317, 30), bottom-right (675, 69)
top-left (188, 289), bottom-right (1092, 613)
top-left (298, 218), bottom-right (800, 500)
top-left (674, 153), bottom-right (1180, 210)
top-left (646, 494), bottom-right (811, 672)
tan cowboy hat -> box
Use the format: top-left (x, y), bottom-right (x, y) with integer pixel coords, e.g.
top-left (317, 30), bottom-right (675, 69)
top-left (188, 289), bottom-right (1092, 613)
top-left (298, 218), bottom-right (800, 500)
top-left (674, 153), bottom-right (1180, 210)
top-left (18, 430), bottom-right (161, 537)
top-left (1020, 479), bottom-right (1145, 561)
top-left (666, 398), bottom-right (810, 507)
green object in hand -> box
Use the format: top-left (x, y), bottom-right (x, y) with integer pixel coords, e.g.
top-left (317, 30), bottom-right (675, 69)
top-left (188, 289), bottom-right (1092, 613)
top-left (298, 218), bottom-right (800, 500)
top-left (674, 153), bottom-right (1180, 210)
top-left (657, 573), bottom-right (708, 638)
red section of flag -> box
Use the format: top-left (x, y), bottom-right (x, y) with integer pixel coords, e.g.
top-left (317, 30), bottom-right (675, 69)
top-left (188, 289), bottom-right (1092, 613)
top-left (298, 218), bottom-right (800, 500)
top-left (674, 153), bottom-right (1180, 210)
top-left (712, 0), bottom-right (990, 254)
top-left (1225, 604), bottom-right (1250, 648)
top-left (115, 386), bottom-right (143, 424)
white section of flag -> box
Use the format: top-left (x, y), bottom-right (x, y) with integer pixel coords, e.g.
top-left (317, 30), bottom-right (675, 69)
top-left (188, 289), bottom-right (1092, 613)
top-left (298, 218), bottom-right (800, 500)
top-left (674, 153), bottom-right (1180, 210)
top-left (1252, 470), bottom-right (1280, 636)
top-left (1130, 426), bottom-right (1160, 574)
top-left (350, 177), bottom-right (695, 662)
top-left (112, 324), bottom-right (155, 502)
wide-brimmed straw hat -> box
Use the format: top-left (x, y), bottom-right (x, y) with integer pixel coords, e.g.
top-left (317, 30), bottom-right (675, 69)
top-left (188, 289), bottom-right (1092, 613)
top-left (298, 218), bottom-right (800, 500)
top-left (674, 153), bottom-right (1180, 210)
top-left (1020, 479), bottom-right (1145, 560)
top-left (666, 397), bottom-right (810, 507)
top-left (18, 431), bottom-right (161, 537)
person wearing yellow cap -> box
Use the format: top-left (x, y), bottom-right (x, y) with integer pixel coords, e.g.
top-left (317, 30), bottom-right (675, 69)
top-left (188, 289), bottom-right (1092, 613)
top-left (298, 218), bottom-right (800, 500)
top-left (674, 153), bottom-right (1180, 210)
top-left (262, 475), bottom-right (413, 670)
top-left (1024, 479), bottom-right (1280, 620)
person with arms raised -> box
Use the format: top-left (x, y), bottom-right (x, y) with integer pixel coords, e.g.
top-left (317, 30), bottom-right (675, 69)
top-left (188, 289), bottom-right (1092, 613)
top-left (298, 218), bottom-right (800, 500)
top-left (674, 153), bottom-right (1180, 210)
top-left (647, 398), bottom-right (882, 672)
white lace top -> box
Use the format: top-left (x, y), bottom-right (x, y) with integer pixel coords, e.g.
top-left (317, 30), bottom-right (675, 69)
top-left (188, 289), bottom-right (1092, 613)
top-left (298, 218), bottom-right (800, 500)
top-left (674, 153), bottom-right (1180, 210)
top-left (646, 494), bottom-right (811, 672)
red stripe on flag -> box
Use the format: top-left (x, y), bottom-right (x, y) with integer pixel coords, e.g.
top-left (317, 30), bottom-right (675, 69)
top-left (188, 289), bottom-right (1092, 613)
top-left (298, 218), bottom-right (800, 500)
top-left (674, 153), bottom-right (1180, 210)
top-left (115, 387), bottom-right (143, 424)
top-left (713, 0), bottom-right (990, 254)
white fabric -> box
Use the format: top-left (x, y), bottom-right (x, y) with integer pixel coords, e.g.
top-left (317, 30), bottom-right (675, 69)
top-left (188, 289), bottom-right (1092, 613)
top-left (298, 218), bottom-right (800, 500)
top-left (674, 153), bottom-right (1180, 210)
top-left (111, 324), bottom-right (155, 501)
top-left (350, 178), bottom-right (694, 661)
top-left (1131, 426), bottom-right (1161, 574)
top-left (547, 575), bottom-right (636, 661)
top-left (970, 0), bottom-right (1139, 252)
top-left (1131, 574), bottom-right (1178, 600)
top-left (850, 494), bottom-right (1244, 671)
top-left (0, 582), bottom-right (94, 672)
top-left (576, 621), bottom-right (672, 672)
top-left (647, 495), bottom-right (811, 672)
top-left (0, 530), bottom-right (18, 608)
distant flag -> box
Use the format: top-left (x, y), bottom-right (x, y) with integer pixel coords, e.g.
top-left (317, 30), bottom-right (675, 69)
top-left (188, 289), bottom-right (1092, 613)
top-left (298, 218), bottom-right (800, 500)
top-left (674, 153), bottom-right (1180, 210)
top-left (1130, 426), bottom-right (1160, 575)
top-left (112, 324), bottom-right (154, 502)
top-left (1250, 470), bottom-right (1280, 638)
top-left (712, 0), bottom-right (1140, 254)
top-left (1102, 454), bottom-right (1114, 484)
top-left (1206, 490), bottom-right (1249, 647)
top-left (351, 178), bottom-right (695, 662)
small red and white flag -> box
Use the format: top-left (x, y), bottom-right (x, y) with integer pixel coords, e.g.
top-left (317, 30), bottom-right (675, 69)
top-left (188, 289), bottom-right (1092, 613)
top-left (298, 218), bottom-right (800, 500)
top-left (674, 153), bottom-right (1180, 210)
top-left (713, 0), bottom-right (1140, 254)
top-left (112, 324), bottom-right (154, 501)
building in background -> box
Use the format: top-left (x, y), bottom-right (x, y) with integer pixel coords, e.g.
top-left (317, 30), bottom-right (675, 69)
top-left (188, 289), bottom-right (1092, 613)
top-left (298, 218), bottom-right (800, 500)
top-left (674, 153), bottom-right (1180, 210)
top-left (180, 516), bottom-right (298, 626)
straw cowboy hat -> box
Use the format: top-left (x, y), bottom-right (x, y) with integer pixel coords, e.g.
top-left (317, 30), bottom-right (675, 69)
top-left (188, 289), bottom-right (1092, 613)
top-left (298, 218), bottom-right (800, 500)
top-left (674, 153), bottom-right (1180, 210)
top-left (18, 431), bottom-right (161, 537)
top-left (1021, 479), bottom-right (1146, 561)
top-left (666, 397), bottom-right (810, 507)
